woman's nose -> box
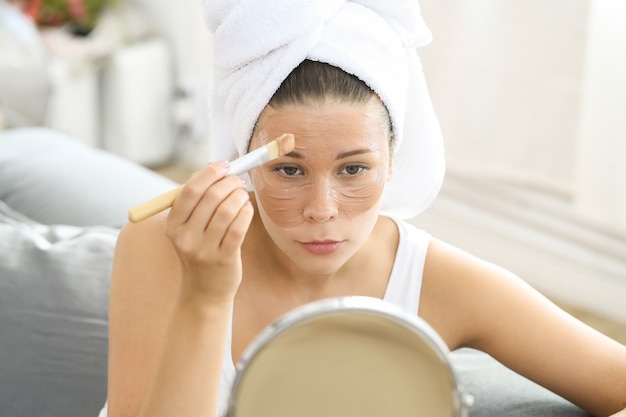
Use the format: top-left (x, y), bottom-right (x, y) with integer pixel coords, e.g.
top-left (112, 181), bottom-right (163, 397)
top-left (303, 179), bottom-right (338, 223)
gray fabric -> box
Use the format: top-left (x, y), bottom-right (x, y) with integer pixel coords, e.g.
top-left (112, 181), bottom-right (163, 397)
top-left (0, 201), bottom-right (116, 417)
top-left (0, 127), bottom-right (179, 228)
top-left (451, 348), bottom-right (590, 417)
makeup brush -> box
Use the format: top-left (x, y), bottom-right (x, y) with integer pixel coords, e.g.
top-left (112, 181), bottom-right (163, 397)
top-left (128, 133), bottom-right (295, 223)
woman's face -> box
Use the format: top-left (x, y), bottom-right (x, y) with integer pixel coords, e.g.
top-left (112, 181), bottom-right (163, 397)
top-left (249, 97), bottom-right (393, 275)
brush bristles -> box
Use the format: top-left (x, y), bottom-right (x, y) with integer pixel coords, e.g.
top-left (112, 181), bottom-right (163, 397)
top-left (267, 133), bottom-right (295, 159)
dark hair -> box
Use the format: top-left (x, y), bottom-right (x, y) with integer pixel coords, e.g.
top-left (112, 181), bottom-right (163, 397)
top-left (268, 60), bottom-right (394, 143)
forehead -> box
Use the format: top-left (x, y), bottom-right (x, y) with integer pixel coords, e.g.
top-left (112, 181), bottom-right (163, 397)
top-left (250, 99), bottom-right (390, 152)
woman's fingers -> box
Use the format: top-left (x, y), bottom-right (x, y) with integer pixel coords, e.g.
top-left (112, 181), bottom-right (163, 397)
top-left (184, 176), bottom-right (247, 241)
top-left (206, 188), bottom-right (254, 251)
top-left (221, 200), bottom-right (254, 253)
top-left (165, 161), bottom-right (252, 262)
top-left (167, 162), bottom-right (230, 226)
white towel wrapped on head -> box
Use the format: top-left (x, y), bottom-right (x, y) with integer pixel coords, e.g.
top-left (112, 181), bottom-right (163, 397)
top-left (204, 0), bottom-right (445, 219)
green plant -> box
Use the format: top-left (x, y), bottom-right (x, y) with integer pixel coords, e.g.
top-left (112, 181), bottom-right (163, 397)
top-left (19, 0), bottom-right (116, 35)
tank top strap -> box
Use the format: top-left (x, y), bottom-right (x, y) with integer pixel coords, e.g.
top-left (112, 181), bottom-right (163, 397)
top-left (383, 217), bottom-right (431, 315)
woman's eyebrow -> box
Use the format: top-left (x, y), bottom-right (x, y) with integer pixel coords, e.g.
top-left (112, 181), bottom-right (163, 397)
top-left (336, 148), bottom-right (375, 159)
top-left (283, 148), bottom-right (375, 160)
top-left (284, 150), bottom-right (304, 159)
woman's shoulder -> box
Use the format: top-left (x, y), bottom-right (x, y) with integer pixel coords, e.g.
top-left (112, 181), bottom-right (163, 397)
top-left (114, 210), bottom-right (180, 283)
top-left (118, 210), bottom-right (170, 247)
top-left (417, 236), bottom-right (507, 348)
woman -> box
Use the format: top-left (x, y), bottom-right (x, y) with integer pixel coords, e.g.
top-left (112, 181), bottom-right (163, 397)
top-left (103, 2), bottom-right (626, 417)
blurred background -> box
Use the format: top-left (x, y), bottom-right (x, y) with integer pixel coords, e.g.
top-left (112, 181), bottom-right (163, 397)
top-left (414, 0), bottom-right (626, 335)
top-left (1, 0), bottom-right (624, 335)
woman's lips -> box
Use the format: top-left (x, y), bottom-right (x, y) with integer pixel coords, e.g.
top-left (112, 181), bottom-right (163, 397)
top-left (300, 240), bottom-right (344, 255)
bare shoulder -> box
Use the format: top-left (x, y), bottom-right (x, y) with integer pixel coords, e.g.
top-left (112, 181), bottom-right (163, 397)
top-left (114, 210), bottom-right (177, 268)
top-left (111, 211), bottom-right (181, 301)
top-left (420, 237), bottom-right (626, 416)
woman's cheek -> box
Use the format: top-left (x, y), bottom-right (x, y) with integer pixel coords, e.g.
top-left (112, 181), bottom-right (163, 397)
top-left (257, 189), bottom-right (304, 229)
top-left (334, 180), bottom-right (385, 217)
top-left (251, 170), bottom-right (302, 229)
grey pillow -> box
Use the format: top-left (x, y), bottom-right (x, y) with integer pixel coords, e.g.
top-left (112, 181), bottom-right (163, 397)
top-left (0, 201), bottom-right (116, 417)
top-left (0, 127), bottom-right (179, 228)
top-left (451, 348), bottom-right (590, 417)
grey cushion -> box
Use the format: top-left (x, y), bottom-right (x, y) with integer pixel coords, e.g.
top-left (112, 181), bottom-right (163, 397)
top-left (0, 201), bottom-right (117, 417)
top-left (0, 127), bottom-right (179, 228)
top-left (451, 348), bottom-right (590, 416)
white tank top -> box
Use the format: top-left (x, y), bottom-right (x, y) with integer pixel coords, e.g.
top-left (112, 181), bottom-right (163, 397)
top-left (98, 218), bottom-right (430, 417)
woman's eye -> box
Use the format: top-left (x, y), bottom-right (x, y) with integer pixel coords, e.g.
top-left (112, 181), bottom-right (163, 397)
top-left (340, 165), bottom-right (367, 175)
top-left (275, 166), bottom-right (301, 176)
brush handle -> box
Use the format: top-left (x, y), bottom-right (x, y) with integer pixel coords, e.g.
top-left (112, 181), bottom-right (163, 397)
top-left (125, 152), bottom-right (263, 223)
top-left (127, 142), bottom-right (275, 223)
top-left (127, 186), bottom-right (182, 223)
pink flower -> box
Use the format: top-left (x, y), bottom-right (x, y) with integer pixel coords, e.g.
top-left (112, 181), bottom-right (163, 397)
top-left (22, 0), bottom-right (43, 22)
top-left (66, 0), bottom-right (86, 20)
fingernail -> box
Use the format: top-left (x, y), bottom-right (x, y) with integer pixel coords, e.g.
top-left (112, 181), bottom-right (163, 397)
top-left (218, 160), bottom-right (230, 168)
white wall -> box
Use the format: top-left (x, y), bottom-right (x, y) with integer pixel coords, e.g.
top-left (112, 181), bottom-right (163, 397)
top-left (414, 0), bottom-right (626, 322)
top-left (418, 0), bottom-right (588, 197)
top-left (418, 0), bottom-right (625, 234)
top-left (576, 0), bottom-right (626, 232)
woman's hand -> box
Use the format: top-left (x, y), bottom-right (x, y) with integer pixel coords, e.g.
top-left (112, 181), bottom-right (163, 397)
top-left (165, 160), bottom-right (254, 305)
top-left (610, 408), bottom-right (626, 417)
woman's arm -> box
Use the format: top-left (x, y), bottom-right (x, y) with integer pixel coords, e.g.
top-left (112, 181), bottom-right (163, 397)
top-left (106, 162), bottom-right (254, 417)
top-left (420, 238), bottom-right (626, 417)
